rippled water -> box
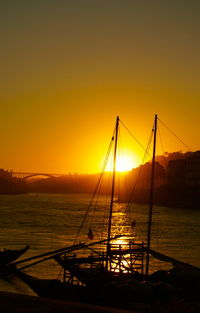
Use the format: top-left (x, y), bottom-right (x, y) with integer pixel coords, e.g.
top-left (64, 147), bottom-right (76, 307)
top-left (0, 193), bottom-right (199, 293)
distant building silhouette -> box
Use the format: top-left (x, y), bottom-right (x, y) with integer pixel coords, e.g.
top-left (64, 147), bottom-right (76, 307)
top-left (166, 151), bottom-right (200, 186)
top-left (0, 169), bottom-right (12, 181)
top-left (167, 159), bottom-right (185, 186)
top-left (185, 151), bottom-right (200, 185)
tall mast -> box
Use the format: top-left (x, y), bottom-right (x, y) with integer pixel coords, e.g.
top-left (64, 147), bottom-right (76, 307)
top-left (146, 114), bottom-right (158, 276)
top-left (106, 116), bottom-right (119, 267)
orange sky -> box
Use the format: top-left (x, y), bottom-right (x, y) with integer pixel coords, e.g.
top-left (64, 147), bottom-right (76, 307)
top-left (0, 1), bottom-right (199, 174)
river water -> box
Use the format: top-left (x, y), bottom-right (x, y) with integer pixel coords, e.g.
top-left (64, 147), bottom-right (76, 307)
top-left (0, 193), bottom-right (199, 294)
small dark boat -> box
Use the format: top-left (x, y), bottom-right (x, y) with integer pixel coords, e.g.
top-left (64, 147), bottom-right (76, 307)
top-left (0, 245), bottom-right (29, 267)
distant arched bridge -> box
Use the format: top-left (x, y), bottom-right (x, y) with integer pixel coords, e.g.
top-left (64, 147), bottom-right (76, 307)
top-left (11, 172), bottom-right (66, 180)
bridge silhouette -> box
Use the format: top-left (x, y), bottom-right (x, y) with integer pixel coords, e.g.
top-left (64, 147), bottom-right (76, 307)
top-left (12, 172), bottom-right (66, 180)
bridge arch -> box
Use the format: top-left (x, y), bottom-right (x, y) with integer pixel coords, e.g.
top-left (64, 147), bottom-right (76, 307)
top-left (22, 173), bottom-right (55, 180)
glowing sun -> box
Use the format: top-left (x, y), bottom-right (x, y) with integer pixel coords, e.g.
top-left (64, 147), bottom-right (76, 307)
top-left (116, 155), bottom-right (135, 172)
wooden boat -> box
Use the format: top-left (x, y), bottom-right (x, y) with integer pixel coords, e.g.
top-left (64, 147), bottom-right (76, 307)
top-left (0, 245), bottom-right (29, 267)
top-left (55, 116), bottom-right (146, 287)
top-left (15, 270), bottom-right (146, 308)
top-left (55, 115), bottom-right (200, 297)
top-left (13, 236), bottom-right (146, 309)
top-left (16, 116), bottom-right (200, 309)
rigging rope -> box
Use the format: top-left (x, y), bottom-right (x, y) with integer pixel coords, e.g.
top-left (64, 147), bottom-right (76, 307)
top-left (73, 128), bottom-right (115, 245)
top-left (157, 124), bottom-right (165, 156)
top-left (157, 124), bottom-right (168, 169)
top-left (127, 127), bottom-right (154, 210)
top-left (74, 116), bottom-right (192, 248)
top-left (158, 117), bottom-right (192, 152)
top-left (121, 127), bottom-right (154, 241)
top-left (119, 119), bottom-right (151, 158)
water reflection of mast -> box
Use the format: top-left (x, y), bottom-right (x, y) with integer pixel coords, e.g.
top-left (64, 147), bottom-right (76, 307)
top-left (106, 116), bottom-right (119, 269)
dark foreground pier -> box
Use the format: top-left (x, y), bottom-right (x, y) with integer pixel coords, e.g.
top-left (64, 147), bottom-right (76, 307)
top-left (1, 290), bottom-right (200, 313)
top-left (0, 291), bottom-right (132, 313)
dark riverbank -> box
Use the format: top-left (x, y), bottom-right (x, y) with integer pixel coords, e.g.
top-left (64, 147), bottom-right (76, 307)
top-left (119, 184), bottom-right (200, 210)
top-left (0, 291), bottom-right (132, 313)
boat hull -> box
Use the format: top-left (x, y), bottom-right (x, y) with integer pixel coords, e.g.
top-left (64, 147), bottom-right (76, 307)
top-left (0, 246), bottom-right (29, 267)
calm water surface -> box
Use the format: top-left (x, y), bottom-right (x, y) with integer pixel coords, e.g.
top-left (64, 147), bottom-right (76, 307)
top-left (0, 193), bottom-right (199, 293)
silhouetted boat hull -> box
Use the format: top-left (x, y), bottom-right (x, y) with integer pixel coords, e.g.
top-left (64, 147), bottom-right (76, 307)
top-left (15, 270), bottom-right (159, 309)
top-left (16, 270), bottom-right (72, 299)
top-left (17, 269), bottom-right (200, 311)
top-left (0, 245), bottom-right (29, 267)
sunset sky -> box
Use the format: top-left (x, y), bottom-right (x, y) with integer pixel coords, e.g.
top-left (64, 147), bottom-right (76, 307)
top-left (1, 1), bottom-right (199, 174)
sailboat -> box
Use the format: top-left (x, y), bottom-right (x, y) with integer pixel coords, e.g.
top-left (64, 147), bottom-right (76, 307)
top-left (55, 116), bottom-right (146, 287)
top-left (55, 115), bottom-right (200, 298)
top-left (52, 115), bottom-right (165, 288)
top-left (15, 115), bottom-right (200, 309)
